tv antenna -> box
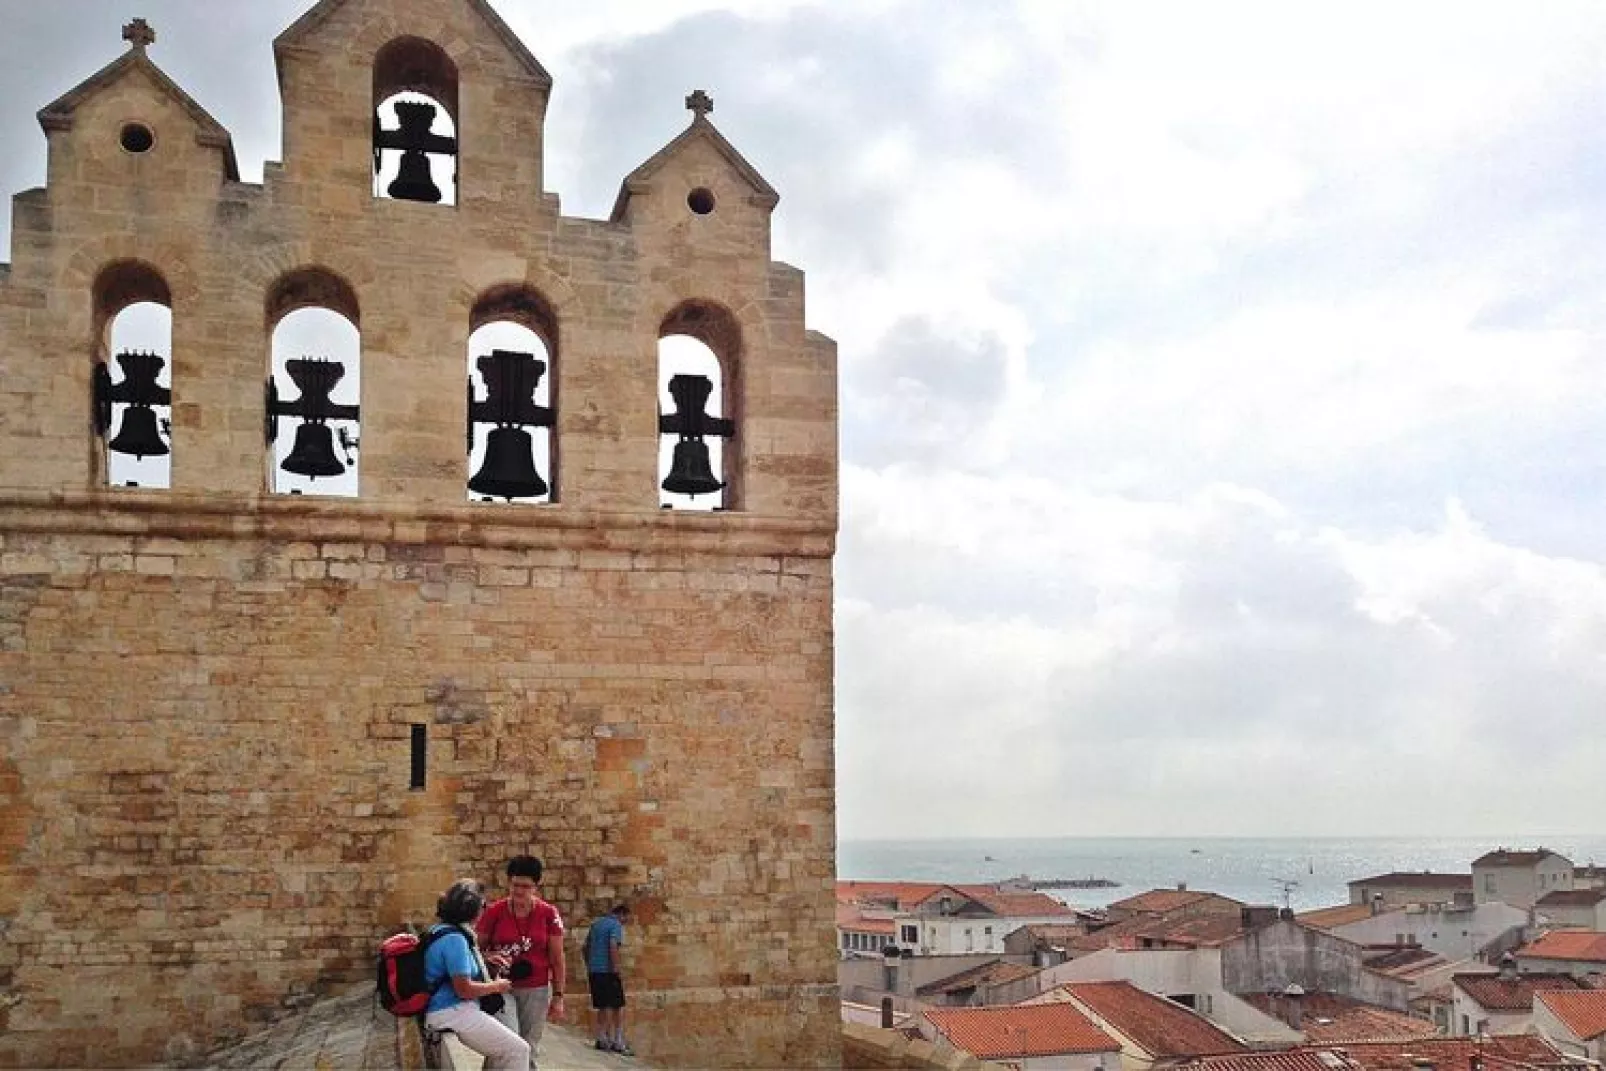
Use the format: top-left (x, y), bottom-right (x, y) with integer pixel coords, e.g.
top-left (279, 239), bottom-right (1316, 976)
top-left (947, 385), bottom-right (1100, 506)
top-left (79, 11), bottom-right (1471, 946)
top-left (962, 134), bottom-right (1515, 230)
top-left (1271, 877), bottom-right (1300, 911)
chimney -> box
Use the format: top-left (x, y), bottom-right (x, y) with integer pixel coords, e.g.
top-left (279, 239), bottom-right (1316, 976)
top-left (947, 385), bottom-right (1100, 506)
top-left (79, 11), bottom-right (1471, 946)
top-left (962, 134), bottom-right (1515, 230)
top-left (1283, 983), bottom-right (1305, 1030)
top-left (1498, 952), bottom-right (1518, 983)
top-left (1371, 893), bottom-right (1384, 916)
top-left (1178, 882), bottom-right (1187, 892)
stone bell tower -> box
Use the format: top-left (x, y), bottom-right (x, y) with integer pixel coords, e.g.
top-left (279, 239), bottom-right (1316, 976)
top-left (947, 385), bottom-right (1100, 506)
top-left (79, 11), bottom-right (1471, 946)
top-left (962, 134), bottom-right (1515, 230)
top-left (0, 1), bottom-right (838, 1066)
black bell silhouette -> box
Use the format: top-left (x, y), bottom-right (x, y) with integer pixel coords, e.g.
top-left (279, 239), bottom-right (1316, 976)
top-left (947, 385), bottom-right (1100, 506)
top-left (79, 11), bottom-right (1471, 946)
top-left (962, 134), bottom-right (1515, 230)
top-left (107, 406), bottom-right (169, 459)
top-left (281, 423), bottom-right (345, 478)
top-left (388, 151), bottom-right (441, 203)
top-left (469, 427), bottom-right (546, 500)
top-left (385, 101), bottom-right (444, 203)
top-left (662, 440), bottom-right (723, 497)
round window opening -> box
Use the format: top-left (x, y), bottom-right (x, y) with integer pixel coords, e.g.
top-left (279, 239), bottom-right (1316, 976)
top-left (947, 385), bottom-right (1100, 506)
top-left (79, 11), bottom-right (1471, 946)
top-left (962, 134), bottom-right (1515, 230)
top-left (687, 187), bottom-right (716, 215)
top-left (120, 123), bottom-right (155, 154)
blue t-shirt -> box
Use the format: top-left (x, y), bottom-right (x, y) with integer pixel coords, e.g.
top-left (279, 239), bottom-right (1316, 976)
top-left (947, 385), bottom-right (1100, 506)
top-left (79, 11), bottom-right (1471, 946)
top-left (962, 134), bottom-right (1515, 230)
top-left (585, 914), bottom-right (623, 974)
top-left (423, 925), bottom-right (482, 1014)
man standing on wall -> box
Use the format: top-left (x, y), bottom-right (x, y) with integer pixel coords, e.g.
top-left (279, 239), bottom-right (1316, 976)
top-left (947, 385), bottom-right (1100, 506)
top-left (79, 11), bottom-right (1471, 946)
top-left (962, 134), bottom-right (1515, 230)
top-left (477, 856), bottom-right (567, 1069)
top-left (585, 904), bottom-right (632, 1055)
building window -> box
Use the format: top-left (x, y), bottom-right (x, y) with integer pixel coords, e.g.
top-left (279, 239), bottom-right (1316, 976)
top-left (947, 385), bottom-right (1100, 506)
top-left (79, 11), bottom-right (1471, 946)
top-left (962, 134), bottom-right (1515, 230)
top-left (901, 925), bottom-right (917, 944)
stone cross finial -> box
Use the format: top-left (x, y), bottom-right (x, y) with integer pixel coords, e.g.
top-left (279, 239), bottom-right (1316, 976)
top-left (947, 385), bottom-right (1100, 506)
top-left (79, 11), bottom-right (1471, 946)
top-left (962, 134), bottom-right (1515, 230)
top-left (685, 90), bottom-right (714, 120)
top-left (123, 18), bottom-right (156, 52)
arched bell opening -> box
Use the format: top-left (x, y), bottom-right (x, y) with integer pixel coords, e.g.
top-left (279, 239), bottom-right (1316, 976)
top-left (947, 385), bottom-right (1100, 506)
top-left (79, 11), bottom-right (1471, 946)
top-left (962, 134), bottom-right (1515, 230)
top-left (466, 286), bottom-right (559, 505)
top-left (658, 300), bottom-right (741, 512)
top-left (264, 268), bottom-right (362, 498)
top-left (90, 260), bottom-right (174, 490)
top-left (373, 37), bottom-right (460, 207)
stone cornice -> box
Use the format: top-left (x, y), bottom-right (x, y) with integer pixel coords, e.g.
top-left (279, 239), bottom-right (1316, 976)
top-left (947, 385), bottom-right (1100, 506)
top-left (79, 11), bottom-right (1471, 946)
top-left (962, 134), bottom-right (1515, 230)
top-left (0, 489), bottom-right (836, 559)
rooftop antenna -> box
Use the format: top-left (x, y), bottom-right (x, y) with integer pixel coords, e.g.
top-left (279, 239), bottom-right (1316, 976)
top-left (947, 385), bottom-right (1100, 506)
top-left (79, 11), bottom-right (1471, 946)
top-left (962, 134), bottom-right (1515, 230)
top-left (1271, 877), bottom-right (1300, 911)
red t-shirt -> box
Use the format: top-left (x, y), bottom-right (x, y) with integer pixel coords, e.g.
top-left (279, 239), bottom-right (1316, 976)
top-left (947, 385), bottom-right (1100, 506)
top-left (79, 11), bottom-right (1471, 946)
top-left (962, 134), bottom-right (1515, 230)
top-left (476, 897), bottom-right (565, 989)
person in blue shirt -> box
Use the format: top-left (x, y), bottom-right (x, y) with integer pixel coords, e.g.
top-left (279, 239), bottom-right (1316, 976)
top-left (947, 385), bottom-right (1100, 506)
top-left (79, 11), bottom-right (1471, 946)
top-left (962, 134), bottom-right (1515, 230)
top-left (422, 879), bottom-right (528, 1071)
top-left (584, 903), bottom-right (631, 1055)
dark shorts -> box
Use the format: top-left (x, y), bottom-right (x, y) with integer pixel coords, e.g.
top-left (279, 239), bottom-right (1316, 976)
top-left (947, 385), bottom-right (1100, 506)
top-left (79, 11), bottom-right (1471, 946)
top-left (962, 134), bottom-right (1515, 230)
top-left (588, 971), bottom-right (625, 1010)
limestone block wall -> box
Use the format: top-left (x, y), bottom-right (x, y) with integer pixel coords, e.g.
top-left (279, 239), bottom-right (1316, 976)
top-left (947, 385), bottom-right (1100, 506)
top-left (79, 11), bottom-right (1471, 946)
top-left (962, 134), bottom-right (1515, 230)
top-left (0, 494), bottom-right (838, 1066)
top-left (0, 0), bottom-right (839, 1066)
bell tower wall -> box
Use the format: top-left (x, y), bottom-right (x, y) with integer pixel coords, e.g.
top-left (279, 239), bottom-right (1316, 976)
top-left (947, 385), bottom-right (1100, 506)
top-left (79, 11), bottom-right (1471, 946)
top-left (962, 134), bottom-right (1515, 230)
top-left (0, 1), bottom-right (840, 1067)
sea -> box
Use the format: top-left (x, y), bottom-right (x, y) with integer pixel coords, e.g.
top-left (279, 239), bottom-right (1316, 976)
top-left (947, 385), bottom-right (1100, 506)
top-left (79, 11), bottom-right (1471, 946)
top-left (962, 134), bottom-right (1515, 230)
top-left (838, 836), bottom-right (1606, 913)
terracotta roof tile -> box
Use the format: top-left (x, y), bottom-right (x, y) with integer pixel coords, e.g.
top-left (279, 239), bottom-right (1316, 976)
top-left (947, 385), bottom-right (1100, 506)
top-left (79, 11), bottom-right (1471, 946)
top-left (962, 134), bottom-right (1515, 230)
top-left (1537, 989), bottom-right (1606, 1041)
top-left (1473, 849), bottom-right (1570, 868)
top-left (1299, 904), bottom-right (1379, 929)
top-left (1110, 889), bottom-right (1241, 914)
top-left (943, 884), bottom-right (1080, 918)
top-left (836, 880), bottom-right (948, 912)
top-left (1536, 888), bottom-right (1606, 907)
top-left (1452, 971), bottom-right (1583, 1011)
top-left (1013, 923), bottom-right (1089, 943)
top-left (1188, 1049), bottom-right (1362, 1071)
top-left (1347, 872), bottom-right (1472, 890)
top-left (917, 960), bottom-right (1039, 996)
top-left (1189, 1037), bottom-right (1569, 1071)
top-left (1238, 992), bottom-right (1435, 1044)
top-left (1047, 981), bottom-right (1247, 1058)
top-left (923, 1002), bottom-right (1120, 1059)
top-left (835, 903), bottom-right (895, 934)
top-left (1362, 947), bottom-right (1443, 972)
top-left (1339, 1036), bottom-right (1569, 1071)
top-left (1519, 930), bottom-right (1606, 963)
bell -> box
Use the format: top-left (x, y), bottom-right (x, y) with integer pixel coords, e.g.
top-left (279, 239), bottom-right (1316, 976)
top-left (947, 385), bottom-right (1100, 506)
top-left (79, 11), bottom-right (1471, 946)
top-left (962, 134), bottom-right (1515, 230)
top-left (469, 427), bottom-right (547, 500)
top-left (107, 406), bottom-right (169, 459)
top-left (388, 150), bottom-right (441, 203)
top-left (662, 440), bottom-right (723, 497)
top-left (281, 423), bottom-right (345, 478)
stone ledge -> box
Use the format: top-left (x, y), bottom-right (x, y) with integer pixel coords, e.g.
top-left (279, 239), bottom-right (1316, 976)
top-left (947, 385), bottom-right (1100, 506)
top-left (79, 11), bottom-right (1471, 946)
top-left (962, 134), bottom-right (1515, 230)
top-left (0, 488), bottom-right (836, 557)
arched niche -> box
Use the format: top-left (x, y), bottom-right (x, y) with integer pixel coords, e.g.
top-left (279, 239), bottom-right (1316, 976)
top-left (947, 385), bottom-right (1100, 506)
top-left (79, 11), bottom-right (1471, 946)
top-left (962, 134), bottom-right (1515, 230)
top-left (264, 268), bottom-right (362, 498)
top-left (658, 300), bottom-right (741, 511)
top-left (373, 36), bottom-right (460, 206)
top-left (92, 260), bottom-right (174, 489)
top-left (466, 286), bottom-right (559, 504)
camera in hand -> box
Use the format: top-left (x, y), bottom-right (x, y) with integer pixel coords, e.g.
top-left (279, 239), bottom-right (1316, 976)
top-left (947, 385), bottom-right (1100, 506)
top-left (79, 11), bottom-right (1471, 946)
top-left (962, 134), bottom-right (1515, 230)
top-left (479, 993), bottom-right (505, 1016)
top-left (509, 960), bottom-right (534, 982)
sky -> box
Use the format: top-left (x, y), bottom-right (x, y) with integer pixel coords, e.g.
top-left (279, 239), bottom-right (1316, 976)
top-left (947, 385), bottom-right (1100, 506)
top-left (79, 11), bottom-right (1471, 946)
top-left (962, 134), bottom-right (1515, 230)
top-left (5, 1), bottom-right (1606, 840)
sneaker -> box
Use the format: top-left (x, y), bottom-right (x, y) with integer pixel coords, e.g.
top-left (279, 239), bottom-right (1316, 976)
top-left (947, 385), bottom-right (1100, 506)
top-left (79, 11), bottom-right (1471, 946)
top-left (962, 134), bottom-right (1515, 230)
top-left (614, 1044), bottom-right (635, 1057)
top-left (596, 1039), bottom-right (612, 1051)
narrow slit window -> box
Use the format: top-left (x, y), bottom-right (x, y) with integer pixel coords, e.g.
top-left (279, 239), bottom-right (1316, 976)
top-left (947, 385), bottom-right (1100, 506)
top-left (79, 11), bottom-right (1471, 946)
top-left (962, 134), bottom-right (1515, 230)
top-left (410, 724), bottom-right (427, 790)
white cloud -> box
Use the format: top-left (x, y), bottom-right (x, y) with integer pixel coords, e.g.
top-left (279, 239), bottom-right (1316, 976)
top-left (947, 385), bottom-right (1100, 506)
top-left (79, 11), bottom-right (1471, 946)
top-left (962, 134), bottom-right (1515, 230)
top-left (9, 0), bottom-right (1606, 839)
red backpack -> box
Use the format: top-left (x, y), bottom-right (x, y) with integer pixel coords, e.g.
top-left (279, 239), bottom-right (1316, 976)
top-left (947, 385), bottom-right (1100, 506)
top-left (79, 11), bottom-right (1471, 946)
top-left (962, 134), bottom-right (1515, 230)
top-left (376, 927), bottom-right (447, 1017)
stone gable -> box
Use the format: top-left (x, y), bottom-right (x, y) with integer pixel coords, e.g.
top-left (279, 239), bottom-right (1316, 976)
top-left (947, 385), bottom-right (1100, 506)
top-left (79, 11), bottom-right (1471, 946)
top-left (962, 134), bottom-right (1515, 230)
top-left (0, 2), bottom-right (838, 1066)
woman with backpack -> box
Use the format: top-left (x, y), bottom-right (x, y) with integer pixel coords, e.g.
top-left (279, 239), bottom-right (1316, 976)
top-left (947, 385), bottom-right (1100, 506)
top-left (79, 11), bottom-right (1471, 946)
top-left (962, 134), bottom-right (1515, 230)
top-left (422, 879), bottom-right (529, 1070)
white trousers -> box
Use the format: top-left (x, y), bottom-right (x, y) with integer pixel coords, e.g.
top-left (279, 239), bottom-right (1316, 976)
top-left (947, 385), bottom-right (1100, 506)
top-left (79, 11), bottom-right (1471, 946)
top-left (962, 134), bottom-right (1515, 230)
top-left (425, 1000), bottom-right (531, 1071)
top-left (497, 985), bottom-right (552, 1067)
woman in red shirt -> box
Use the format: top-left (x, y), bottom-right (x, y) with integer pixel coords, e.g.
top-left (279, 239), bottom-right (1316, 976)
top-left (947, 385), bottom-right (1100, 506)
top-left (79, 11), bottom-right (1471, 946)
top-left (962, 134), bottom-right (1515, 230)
top-left (477, 856), bottom-right (566, 1068)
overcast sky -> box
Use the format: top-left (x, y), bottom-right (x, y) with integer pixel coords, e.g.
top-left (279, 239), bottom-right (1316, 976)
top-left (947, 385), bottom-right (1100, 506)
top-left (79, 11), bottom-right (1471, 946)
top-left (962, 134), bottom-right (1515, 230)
top-left (6, 1), bottom-right (1606, 840)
